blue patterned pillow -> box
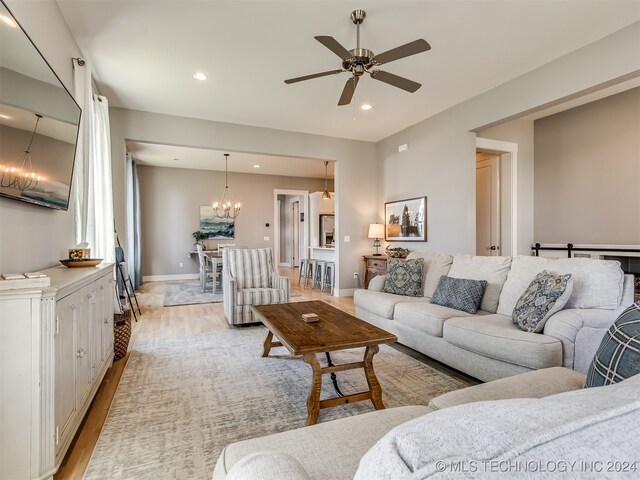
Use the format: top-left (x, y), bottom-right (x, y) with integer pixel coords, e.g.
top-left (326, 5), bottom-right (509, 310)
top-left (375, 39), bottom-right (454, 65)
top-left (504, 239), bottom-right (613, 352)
top-left (512, 270), bottom-right (573, 333)
top-left (585, 301), bottom-right (640, 388)
top-left (383, 258), bottom-right (424, 297)
top-left (430, 276), bottom-right (487, 314)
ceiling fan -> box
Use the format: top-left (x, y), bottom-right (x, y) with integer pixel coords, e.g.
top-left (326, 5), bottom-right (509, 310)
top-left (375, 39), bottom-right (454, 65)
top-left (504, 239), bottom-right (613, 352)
top-left (284, 9), bottom-right (431, 106)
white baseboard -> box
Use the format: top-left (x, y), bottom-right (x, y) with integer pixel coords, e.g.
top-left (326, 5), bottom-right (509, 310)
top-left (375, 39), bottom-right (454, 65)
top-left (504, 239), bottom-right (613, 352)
top-left (143, 273), bottom-right (199, 282)
top-left (337, 288), bottom-right (356, 297)
top-left (279, 262), bottom-right (292, 267)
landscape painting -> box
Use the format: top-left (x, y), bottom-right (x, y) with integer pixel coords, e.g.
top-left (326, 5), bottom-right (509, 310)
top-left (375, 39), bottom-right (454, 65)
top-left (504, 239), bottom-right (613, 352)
top-left (199, 206), bottom-right (234, 239)
top-left (385, 196), bottom-right (427, 241)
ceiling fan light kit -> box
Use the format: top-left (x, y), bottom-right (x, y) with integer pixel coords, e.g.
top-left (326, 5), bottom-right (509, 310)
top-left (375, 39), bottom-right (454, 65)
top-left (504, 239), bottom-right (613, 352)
top-left (284, 10), bottom-right (431, 106)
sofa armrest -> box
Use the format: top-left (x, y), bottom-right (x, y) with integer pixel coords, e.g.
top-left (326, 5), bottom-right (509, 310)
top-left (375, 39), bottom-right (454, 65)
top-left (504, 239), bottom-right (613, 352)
top-left (271, 274), bottom-right (291, 302)
top-left (368, 274), bottom-right (386, 291)
top-left (222, 452), bottom-right (311, 480)
top-left (223, 274), bottom-right (237, 324)
top-left (428, 367), bottom-right (585, 410)
top-left (543, 306), bottom-right (626, 372)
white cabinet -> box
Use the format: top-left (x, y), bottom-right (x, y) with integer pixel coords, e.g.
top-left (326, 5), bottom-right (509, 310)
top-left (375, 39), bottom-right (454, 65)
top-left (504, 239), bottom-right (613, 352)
top-left (0, 264), bottom-right (115, 480)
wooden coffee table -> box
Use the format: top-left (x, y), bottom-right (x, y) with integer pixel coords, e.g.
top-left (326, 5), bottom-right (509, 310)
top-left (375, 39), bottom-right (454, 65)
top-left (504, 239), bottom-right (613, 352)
top-left (252, 301), bottom-right (398, 425)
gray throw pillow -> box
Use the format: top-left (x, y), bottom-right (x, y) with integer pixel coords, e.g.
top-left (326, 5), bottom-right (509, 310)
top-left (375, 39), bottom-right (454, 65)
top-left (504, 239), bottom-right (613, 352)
top-left (430, 276), bottom-right (487, 314)
top-left (383, 258), bottom-right (424, 297)
top-left (585, 300), bottom-right (640, 388)
top-left (512, 270), bottom-right (573, 333)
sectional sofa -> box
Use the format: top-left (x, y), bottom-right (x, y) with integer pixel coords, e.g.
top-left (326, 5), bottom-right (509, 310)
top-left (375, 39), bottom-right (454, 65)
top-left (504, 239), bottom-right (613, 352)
top-left (213, 367), bottom-right (640, 479)
top-left (354, 253), bottom-right (634, 382)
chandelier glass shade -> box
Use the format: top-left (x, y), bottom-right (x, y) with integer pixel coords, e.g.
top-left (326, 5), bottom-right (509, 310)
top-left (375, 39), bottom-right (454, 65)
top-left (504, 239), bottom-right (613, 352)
top-left (212, 153), bottom-right (241, 219)
top-left (0, 113), bottom-right (43, 192)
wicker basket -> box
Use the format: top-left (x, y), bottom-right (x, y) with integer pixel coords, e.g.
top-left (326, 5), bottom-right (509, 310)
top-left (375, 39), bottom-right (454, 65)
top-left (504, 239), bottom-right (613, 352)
top-left (113, 309), bottom-right (132, 361)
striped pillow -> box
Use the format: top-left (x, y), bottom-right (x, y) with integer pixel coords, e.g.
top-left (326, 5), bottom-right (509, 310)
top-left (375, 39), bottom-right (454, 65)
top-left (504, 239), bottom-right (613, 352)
top-left (585, 301), bottom-right (640, 388)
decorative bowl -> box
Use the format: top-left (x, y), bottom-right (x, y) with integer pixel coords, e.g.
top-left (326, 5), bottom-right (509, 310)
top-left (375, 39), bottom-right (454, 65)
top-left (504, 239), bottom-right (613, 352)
top-left (60, 259), bottom-right (103, 268)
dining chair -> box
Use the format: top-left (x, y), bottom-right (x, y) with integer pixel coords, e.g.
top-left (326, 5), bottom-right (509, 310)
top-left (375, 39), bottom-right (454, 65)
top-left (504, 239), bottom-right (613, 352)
top-left (196, 244), bottom-right (215, 293)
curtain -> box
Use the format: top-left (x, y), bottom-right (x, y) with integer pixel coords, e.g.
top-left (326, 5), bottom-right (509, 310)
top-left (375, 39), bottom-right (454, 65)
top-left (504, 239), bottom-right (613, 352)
top-left (72, 59), bottom-right (115, 264)
top-left (126, 153), bottom-right (143, 288)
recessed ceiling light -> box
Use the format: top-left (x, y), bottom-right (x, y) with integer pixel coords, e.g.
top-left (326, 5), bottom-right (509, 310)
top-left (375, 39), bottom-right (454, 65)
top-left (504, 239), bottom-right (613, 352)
top-left (173, 158), bottom-right (180, 161)
top-left (193, 72), bottom-right (207, 81)
top-left (253, 164), bottom-right (260, 169)
top-left (0, 14), bottom-right (17, 28)
top-left (361, 104), bottom-right (373, 111)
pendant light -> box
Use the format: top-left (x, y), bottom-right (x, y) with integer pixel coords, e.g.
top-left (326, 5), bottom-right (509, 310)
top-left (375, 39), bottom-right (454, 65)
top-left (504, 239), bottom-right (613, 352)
top-left (321, 161), bottom-right (331, 200)
top-left (212, 153), bottom-right (241, 219)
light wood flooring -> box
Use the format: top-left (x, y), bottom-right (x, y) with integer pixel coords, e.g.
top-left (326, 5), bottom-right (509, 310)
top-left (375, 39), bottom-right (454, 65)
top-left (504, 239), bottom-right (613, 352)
top-left (54, 267), bottom-right (475, 479)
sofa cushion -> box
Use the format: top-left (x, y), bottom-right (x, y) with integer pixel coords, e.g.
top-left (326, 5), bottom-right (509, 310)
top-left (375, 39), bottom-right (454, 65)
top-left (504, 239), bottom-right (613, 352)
top-left (443, 314), bottom-right (563, 370)
top-left (236, 288), bottom-right (287, 306)
top-left (383, 258), bottom-right (424, 297)
top-left (585, 301), bottom-right (640, 388)
top-left (213, 405), bottom-right (432, 480)
top-left (394, 302), bottom-right (489, 337)
top-left (429, 367), bottom-right (586, 410)
top-left (498, 256), bottom-right (624, 316)
top-left (446, 254), bottom-right (511, 313)
top-left (353, 289), bottom-right (427, 320)
top-left (512, 270), bottom-right (573, 333)
top-left (430, 276), bottom-right (488, 314)
top-left (355, 374), bottom-right (640, 480)
top-left (407, 251), bottom-right (454, 297)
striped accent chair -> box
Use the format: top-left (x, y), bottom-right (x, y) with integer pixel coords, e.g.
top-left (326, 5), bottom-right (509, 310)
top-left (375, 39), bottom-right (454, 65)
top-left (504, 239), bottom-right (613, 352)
top-left (222, 248), bottom-right (290, 325)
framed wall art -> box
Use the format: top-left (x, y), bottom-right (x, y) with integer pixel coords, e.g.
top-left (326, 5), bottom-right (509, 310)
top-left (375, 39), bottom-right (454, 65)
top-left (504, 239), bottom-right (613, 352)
top-left (385, 196), bottom-right (427, 241)
top-left (199, 206), bottom-right (234, 239)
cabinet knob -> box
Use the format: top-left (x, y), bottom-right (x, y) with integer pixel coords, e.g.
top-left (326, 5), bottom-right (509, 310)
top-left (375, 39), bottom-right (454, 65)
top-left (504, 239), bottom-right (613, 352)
top-left (104, 316), bottom-right (110, 324)
top-left (76, 348), bottom-right (86, 358)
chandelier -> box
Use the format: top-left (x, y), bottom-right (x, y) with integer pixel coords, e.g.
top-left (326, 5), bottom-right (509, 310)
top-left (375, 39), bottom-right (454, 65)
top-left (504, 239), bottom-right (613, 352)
top-left (212, 153), bottom-right (241, 219)
top-left (0, 113), bottom-right (43, 192)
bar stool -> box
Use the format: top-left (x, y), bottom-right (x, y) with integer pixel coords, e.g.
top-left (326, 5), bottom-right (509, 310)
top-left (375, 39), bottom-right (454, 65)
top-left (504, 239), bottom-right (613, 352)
top-left (298, 258), bottom-right (310, 285)
top-left (322, 262), bottom-right (335, 295)
top-left (313, 260), bottom-right (327, 289)
top-left (305, 259), bottom-right (318, 287)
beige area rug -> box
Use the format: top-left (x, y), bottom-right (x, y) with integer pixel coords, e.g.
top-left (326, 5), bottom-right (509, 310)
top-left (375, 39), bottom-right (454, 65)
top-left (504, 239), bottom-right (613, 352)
top-left (84, 327), bottom-right (464, 479)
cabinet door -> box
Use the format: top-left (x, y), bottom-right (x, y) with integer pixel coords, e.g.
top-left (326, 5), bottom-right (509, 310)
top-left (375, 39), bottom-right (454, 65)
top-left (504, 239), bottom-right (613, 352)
top-left (76, 287), bottom-right (93, 408)
top-left (55, 295), bottom-right (77, 453)
top-left (102, 276), bottom-right (115, 361)
top-left (92, 279), bottom-right (105, 377)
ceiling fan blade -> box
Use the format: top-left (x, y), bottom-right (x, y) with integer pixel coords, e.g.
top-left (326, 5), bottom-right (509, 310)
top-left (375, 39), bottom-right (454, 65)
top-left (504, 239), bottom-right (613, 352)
top-left (374, 39), bottom-right (431, 65)
top-left (370, 70), bottom-right (421, 93)
top-left (284, 69), bottom-right (343, 84)
top-left (315, 36), bottom-right (355, 60)
top-left (338, 76), bottom-right (359, 106)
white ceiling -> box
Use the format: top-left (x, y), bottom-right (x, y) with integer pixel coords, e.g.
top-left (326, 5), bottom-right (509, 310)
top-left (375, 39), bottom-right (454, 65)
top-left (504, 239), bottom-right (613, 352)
top-left (127, 141), bottom-right (334, 178)
top-left (56, 1), bottom-right (640, 142)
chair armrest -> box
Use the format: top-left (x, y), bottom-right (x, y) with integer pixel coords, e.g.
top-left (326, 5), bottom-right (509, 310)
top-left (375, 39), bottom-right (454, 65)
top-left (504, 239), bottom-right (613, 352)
top-left (368, 275), bottom-right (386, 292)
top-left (223, 452), bottom-right (311, 480)
top-left (428, 367), bottom-right (585, 410)
top-left (271, 274), bottom-right (291, 302)
top-left (223, 274), bottom-right (237, 323)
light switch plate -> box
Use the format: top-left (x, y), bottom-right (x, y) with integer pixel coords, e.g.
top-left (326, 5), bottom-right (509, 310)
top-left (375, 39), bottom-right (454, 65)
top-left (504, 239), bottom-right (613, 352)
top-left (264, 236), bottom-right (270, 241)
top-left (344, 236), bottom-right (350, 243)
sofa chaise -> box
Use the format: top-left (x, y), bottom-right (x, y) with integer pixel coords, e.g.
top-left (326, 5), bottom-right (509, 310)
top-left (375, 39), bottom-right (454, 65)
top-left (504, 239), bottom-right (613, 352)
top-left (354, 253), bottom-right (634, 382)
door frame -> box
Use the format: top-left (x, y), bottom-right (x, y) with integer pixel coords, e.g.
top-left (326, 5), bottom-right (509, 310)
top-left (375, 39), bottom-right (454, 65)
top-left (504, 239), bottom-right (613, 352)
top-left (273, 189), bottom-right (309, 269)
top-left (291, 200), bottom-right (300, 266)
top-left (475, 137), bottom-right (519, 256)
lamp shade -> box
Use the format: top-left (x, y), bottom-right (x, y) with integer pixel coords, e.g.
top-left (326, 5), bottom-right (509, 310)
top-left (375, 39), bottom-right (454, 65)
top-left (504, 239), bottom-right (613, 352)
top-left (368, 224), bottom-right (385, 239)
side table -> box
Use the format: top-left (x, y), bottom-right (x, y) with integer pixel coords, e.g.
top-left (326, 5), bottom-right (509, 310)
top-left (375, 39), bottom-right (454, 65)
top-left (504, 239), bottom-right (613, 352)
top-left (363, 255), bottom-right (388, 288)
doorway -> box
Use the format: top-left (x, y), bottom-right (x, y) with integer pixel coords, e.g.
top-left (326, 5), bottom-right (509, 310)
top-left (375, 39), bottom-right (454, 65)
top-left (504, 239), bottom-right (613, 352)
top-left (475, 137), bottom-right (519, 257)
top-left (291, 201), bottom-right (300, 267)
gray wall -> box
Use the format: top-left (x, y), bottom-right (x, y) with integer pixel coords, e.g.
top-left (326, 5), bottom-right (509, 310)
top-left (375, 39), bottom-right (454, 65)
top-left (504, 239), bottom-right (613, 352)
top-left (377, 23), bottom-right (640, 257)
top-left (137, 165), bottom-right (328, 277)
top-left (534, 87), bottom-right (640, 245)
top-left (110, 107), bottom-right (378, 293)
top-left (0, 0), bottom-right (83, 273)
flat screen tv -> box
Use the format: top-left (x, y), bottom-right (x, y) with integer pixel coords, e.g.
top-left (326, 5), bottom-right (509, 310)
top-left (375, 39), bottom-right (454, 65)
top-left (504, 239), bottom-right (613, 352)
top-left (0, 0), bottom-right (81, 211)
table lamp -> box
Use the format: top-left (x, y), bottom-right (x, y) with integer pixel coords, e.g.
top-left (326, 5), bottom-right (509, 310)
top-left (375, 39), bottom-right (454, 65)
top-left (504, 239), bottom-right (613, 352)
top-left (368, 224), bottom-right (385, 256)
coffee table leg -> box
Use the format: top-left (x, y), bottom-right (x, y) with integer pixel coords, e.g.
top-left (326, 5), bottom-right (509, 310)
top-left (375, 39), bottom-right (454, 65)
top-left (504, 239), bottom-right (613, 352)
top-left (364, 345), bottom-right (385, 410)
top-left (303, 353), bottom-right (322, 426)
top-left (262, 331), bottom-right (274, 357)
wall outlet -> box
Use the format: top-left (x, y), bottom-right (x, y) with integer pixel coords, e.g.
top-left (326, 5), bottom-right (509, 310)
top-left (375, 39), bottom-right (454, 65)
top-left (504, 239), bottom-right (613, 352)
top-left (344, 236), bottom-right (350, 243)
top-left (353, 272), bottom-right (358, 279)
top-left (264, 236), bottom-right (270, 241)
top-left (179, 262), bottom-right (183, 268)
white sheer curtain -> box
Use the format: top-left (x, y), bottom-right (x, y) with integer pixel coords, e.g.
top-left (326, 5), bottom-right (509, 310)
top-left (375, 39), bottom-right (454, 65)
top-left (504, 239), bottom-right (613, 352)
top-left (72, 59), bottom-right (115, 264)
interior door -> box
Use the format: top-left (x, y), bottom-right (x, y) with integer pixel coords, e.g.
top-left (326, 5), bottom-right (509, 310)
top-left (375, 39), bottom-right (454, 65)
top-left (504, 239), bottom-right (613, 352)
top-left (292, 201), bottom-right (300, 267)
top-left (476, 155), bottom-right (500, 256)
